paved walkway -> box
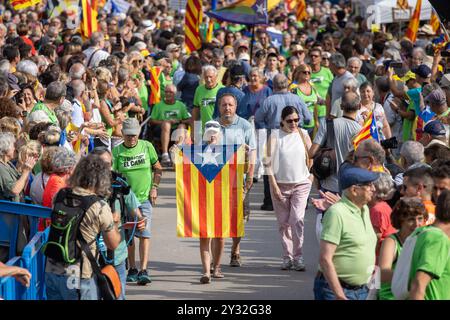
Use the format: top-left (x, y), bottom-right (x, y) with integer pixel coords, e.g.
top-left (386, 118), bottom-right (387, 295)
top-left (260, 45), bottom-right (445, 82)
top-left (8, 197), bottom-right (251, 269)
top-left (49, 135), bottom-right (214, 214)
top-left (127, 171), bottom-right (320, 300)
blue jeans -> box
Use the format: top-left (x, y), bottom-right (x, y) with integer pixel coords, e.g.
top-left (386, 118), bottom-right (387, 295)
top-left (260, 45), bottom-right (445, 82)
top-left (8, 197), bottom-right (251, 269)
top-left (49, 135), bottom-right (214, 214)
top-left (45, 272), bottom-right (99, 300)
top-left (313, 275), bottom-right (369, 300)
top-left (115, 261), bottom-right (127, 300)
top-left (135, 200), bottom-right (152, 238)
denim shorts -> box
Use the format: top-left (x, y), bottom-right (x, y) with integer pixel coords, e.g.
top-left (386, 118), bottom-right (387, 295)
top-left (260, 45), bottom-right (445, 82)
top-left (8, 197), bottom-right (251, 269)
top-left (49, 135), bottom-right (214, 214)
top-left (114, 261), bottom-right (127, 300)
top-left (45, 272), bottom-right (99, 300)
top-left (134, 200), bottom-right (152, 238)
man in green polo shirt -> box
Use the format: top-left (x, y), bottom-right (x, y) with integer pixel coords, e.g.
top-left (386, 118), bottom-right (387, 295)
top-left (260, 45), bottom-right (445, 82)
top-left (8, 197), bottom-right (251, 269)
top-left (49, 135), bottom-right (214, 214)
top-left (150, 84), bottom-right (192, 166)
top-left (192, 65), bottom-right (224, 139)
top-left (315, 165), bottom-right (379, 300)
top-left (29, 81), bottom-right (66, 125)
top-left (409, 190), bottom-right (450, 300)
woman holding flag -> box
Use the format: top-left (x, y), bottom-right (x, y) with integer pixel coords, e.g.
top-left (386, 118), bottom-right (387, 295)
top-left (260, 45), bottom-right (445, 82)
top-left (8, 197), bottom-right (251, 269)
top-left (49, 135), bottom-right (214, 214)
top-left (356, 82), bottom-right (392, 140)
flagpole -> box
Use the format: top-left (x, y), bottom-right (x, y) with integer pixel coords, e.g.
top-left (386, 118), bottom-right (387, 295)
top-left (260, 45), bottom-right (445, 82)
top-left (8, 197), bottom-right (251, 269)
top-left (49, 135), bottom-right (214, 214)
top-left (250, 25), bottom-right (255, 65)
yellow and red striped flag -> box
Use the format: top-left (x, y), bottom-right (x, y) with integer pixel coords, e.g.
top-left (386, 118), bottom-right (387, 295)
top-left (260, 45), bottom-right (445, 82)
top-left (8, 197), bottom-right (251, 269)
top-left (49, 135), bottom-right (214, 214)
top-left (175, 144), bottom-right (245, 238)
top-left (185, 0), bottom-right (203, 54)
top-left (405, 0), bottom-right (422, 43)
top-left (430, 10), bottom-right (440, 33)
top-left (149, 66), bottom-right (162, 105)
top-left (80, 0), bottom-right (98, 39)
top-left (296, 0), bottom-right (308, 22)
top-left (353, 112), bottom-right (380, 149)
top-left (10, 0), bottom-right (41, 11)
top-left (397, 0), bottom-right (409, 10)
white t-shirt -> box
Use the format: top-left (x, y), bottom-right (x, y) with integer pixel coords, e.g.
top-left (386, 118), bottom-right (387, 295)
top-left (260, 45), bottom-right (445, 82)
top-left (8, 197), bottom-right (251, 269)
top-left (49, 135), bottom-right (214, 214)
top-left (271, 129), bottom-right (311, 184)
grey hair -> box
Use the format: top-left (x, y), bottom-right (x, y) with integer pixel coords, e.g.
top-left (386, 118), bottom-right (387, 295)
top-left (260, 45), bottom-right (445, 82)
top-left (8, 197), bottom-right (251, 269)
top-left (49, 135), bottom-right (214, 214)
top-left (90, 32), bottom-right (105, 47)
top-left (212, 48), bottom-right (225, 60)
top-left (273, 74), bottom-right (289, 91)
top-left (202, 65), bottom-right (218, 76)
top-left (341, 91), bottom-right (361, 112)
top-left (45, 81), bottom-right (66, 102)
top-left (330, 53), bottom-right (346, 68)
top-left (52, 147), bottom-right (77, 173)
top-left (0, 132), bottom-right (15, 157)
top-left (249, 67), bottom-right (265, 79)
top-left (71, 79), bottom-right (85, 98)
top-left (373, 172), bottom-right (395, 201)
top-left (69, 154), bottom-right (112, 198)
top-left (69, 63), bottom-right (86, 80)
top-left (412, 47), bottom-right (426, 58)
top-left (0, 59), bottom-right (10, 76)
top-left (400, 141), bottom-right (425, 167)
top-left (347, 57), bottom-right (362, 68)
top-left (343, 77), bottom-right (359, 90)
top-left (17, 59), bottom-right (38, 77)
top-left (55, 108), bottom-right (71, 129)
top-left (359, 139), bottom-right (386, 164)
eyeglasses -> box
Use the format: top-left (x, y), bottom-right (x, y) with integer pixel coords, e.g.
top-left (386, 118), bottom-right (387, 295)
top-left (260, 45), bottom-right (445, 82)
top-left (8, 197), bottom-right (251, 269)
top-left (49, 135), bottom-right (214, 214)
top-left (285, 118), bottom-right (299, 124)
top-left (322, 57), bottom-right (330, 60)
top-left (302, 71), bottom-right (311, 75)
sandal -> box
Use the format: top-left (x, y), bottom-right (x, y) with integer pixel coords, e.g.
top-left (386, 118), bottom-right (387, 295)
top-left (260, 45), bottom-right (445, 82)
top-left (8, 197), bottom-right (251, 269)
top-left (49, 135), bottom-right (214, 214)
top-left (200, 273), bottom-right (211, 284)
top-left (212, 267), bottom-right (225, 279)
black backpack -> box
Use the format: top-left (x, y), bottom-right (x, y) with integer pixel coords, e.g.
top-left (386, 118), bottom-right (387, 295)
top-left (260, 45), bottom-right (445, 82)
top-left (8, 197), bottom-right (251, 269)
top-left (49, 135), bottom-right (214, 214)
top-left (311, 119), bottom-right (337, 181)
top-left (42, 188), bottom-right (101, 264)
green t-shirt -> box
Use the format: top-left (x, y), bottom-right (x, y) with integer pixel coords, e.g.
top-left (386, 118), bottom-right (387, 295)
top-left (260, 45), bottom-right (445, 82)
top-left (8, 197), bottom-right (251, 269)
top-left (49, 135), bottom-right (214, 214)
top-left (193, 83), bottom-right (225, 128)
top-left (294, 87), bottom-right (319, 128)
top-left (30, 101), bottom-right (58, 125)
top-left (112, 140), bottom-right (158, 203)
top-left (138, 83), bottom-right (149, 111)
top-left (320, 196), bottom-right (377, 286)
top-left (311, 67), bottom-right (333, 118)
top-left (150, 100), bottom-right (191, 129)
top-left (159, 73), bottom-right (173, 101)
top-left (0, 161), bottom-right (20, 202)
top-left (408, 226), bottom-right (450, 300)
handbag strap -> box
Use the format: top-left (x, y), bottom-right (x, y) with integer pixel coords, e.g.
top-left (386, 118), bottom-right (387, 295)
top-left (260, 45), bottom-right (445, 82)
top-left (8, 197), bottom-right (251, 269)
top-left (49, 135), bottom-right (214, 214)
top-left (79, 236), bottom-right (104, 276)
top-left (297, 128), bottom-right (310, 169)
top-left (325, 119), bottom-right (335, 148)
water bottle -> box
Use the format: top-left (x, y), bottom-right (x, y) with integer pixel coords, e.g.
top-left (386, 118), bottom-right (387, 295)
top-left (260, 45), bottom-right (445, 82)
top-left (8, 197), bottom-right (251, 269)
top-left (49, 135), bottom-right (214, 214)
top-left (97, 235), bottom-right (107, 254)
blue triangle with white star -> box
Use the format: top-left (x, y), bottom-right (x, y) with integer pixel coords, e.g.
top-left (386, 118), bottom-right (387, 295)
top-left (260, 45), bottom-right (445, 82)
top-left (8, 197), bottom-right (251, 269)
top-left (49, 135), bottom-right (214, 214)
top-left (181, 144), bottom-right (240, 183)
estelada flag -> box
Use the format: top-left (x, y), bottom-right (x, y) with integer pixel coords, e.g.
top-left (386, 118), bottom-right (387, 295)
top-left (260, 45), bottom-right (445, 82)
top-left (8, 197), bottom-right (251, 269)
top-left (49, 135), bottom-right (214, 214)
top-left (353, 112), bottom-right (380, 149)
top-left (10, 0), bottom-right (41, 11)
top-left (175, 144), bottom-right (245, 238)
top-left (405, 0), bottom-right (422, 43)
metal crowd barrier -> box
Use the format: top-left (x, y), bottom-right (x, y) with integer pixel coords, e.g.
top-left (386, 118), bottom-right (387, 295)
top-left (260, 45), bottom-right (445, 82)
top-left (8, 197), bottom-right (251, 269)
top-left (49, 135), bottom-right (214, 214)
top-left (0, 201), bottom-right (52, 300)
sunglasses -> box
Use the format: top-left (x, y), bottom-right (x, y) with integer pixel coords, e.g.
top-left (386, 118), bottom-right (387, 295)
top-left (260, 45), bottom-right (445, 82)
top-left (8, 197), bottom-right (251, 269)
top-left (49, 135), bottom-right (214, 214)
top-left (205, 123), bottom-right (221, 129)
top-left (302, 71), bottom-right (311, 74)
top-left (322, 57), bottom-right (330, 60)
top-left (285, 118), bottom-right (299, 124)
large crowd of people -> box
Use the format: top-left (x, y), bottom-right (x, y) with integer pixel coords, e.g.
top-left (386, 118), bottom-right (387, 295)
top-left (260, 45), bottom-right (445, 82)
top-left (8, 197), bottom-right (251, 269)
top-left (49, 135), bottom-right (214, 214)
top-left (0, 0), bottom-right (449, 300)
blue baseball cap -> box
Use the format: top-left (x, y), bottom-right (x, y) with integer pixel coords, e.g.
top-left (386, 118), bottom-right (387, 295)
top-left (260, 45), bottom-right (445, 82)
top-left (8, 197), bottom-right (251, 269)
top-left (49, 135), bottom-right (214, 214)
top-left (424, 120), bottom-right (446, 136)
top-left (340, 165), bottom-right (380, 190)
top-left (412, 64), bottom-right (432, 78)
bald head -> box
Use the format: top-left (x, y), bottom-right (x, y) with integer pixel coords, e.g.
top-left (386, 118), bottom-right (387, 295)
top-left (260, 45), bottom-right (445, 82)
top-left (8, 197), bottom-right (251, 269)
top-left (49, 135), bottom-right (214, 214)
top-left (69, 63), bottom-right (86, 80)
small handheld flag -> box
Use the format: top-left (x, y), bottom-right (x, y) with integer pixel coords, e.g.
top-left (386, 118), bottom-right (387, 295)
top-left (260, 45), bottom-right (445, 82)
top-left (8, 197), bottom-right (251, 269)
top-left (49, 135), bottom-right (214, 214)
top-left (353, 112), bottom-right (380, 149)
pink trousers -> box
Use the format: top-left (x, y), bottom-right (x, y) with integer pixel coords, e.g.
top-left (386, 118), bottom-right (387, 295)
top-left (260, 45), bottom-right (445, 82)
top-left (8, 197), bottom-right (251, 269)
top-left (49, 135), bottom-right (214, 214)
top-left (270, 181), bottom-right (312, 260)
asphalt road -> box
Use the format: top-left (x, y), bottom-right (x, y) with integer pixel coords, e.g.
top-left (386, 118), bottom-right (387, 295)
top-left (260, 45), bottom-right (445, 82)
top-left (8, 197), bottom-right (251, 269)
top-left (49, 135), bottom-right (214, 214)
top-left (127, 170), bottom-right (320, 300)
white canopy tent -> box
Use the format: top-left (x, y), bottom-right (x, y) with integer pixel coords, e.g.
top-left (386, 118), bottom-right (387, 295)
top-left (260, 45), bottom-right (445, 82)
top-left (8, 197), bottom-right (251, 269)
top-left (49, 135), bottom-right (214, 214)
top-left (355, 0), bottom-right (433, 24)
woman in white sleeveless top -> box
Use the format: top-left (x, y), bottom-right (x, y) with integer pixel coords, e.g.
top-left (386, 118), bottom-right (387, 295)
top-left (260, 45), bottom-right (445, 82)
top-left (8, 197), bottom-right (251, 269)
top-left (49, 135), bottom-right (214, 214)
top-left (264, 106), bottom-right (313, 271)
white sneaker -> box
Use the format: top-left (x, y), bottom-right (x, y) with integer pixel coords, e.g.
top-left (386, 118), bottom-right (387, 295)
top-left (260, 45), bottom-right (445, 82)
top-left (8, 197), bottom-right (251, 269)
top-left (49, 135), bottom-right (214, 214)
top-left (293, 256), bottom-right (306, 271)
top-left (161, 154), bottom-right (171, 167)
top-left (281, 258), bottom-right (293, 270)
